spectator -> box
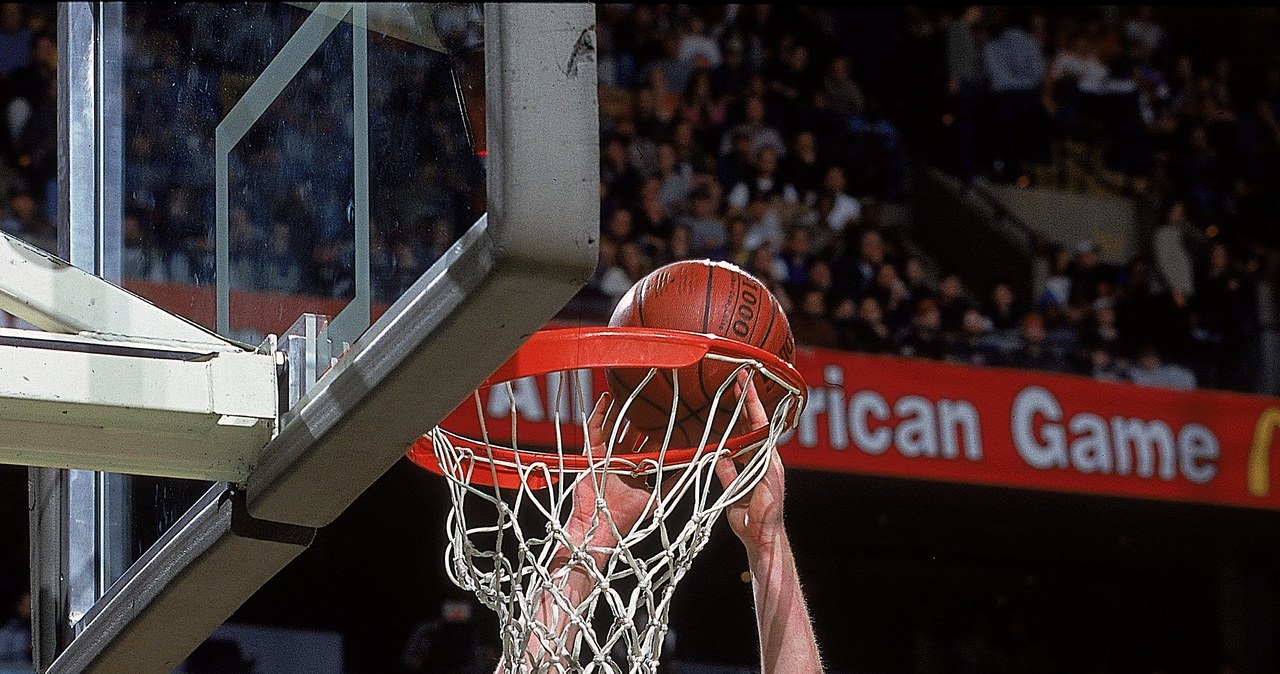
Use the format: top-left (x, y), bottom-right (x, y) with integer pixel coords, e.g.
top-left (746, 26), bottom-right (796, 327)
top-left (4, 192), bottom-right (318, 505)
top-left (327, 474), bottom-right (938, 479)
top-left (780, 129), bottom-right (825, 205)
top-left (949, 306), bottom-right (1002, 367)
top-left (1124, 5), bottom-right (1169, 66)
top-left (642, 67), bottom-right (681, 131)
top-left (1151, 197), bottom-right (1199, 306)
top-left (0, 188), bottom-right (32, 235)
top-left (717, 129), bottom-right (756, 191)
top-left (838, 295), bottom-right (895, 354)
top-left (642, 32), bottom-right (695, 100)
top-left (1043, 24), bottom-right (1109, 147)
top-left (1, 187), bottom-right (51, 253)
top-left (982, 6), bottom-right (1051, 183)
top-left (987, 281), bottom-right (1025, 332)
top-left (122, 210), bottom-right (169, 282)
top-left (652, 141), bottom-right (695, 217)
top-left (1114, 256), bottom-right (1189, 362)
top-left (1037, 243), bottom-right (1073, 308)
top-left (1079, 297), bottom-right (1123, 355)
top-left (778, 226), bottom-right (816, 298)
top-left (810, 164), bottom-right (863, 242)
top-left (601, 240), bottom-right (655, 311)
top-left (718, 93), bottom-right (787, 161)
top-left (632, 176), bottom-right (676, 257)
top-left (1098, 27), bottom-right (1155, 180)
top-left (935, 272), bottom-right (972, 335)
top-left (601, 133), bottom-right (645, 212)
top-left (593, 9), bottom-right (630, 91)
top-left (602, 206), bottom-right (639, 249)
top-left (804, 257), bottom-right (840, 312)
top-left (745, 240), bottom-right (788, 293)
top-left (1193, 239), bottom-right (1260, 391)
top-left (0, 589), bottom-right (30, 672)
top-left (1128, 344), bottom-right (1197, 390)
top-left (1067, 238), bottom-right (1113, 308)
top-left (262, 221), bottom-right (303, 295)
top-left (0, 3), bottom-right (32, 82)
top-left (708, 214), bottom-right (750, 267)
top-left (401, 599), bottom-right (492, 674)
top-left (1171, 124), bottom-right (1226, 225)
top-left (833, 226), bottom-right (884, 304)
top-left (897, 297), bottom-right (948, 361)
top-left (725, 145), bottom-right (799, 217)
top-left (902, 256), bottom-right (934, 306)
top-left (869, 261), bottom-right (912, 330)
top-left (791, 286), bottom-right (839, 349)
top-left (678, 68), bottom-right (729, 152)
top-left (765, 39), bottom-right (819, 120)
top-left (846, 93), bottom-right (910, 199)
top-left (662, 222), bottom-right (694, 266)
top-left (305, 239), bottom-right (355, 299)
top-left (1086, 346), bottom-right (1129, 382)
top-left (942, 5), bottom-right (986, 187)
top-left (740, 189), bottom-right (787, 255)
top-left (999, 312), bottom-right (1069, 373)
top-left (5, 31), bottom-right (54, 210)
top-left (822, 54), bottom-right (867, 124)
top-left (677, 12), bottom-right (721, 71)
top-left (674, 183), bottom-right (725, 256)
top-left (669, 118), bottom-right (715, 177)
top-left (616, 116), bottom-right (662, 187)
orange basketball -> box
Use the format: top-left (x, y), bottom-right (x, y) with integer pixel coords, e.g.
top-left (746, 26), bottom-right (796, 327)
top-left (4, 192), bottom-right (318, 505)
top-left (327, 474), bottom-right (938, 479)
top-left (607, 259), bottom-right (795, 447)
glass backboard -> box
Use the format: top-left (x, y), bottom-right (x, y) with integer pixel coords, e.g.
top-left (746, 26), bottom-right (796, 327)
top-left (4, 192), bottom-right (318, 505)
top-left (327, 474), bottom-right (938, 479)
top-left (14, 3), bottom-right (598, 672)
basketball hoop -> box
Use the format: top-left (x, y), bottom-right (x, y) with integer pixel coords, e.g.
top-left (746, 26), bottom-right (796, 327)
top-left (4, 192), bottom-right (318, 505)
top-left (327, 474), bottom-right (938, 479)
top-left (408, 327), bottom-right (806, 673)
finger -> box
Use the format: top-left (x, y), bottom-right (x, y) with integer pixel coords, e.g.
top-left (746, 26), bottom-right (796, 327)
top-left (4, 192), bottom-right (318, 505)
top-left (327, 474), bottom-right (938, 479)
top-left (713, 455), bottom-right (739, 489)
top-left (618, 418), bottom-right (647, 453)
top-left (586, 391), bottom-right (612, 450)
top-left (733, 369), bottom-right (769, 431)
top-left (742, 375), bottom-right (768, 430)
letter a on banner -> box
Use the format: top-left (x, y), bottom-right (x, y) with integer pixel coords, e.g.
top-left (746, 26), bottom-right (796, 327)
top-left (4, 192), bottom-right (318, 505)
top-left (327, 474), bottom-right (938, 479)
top-left (1248, 408), bottom-right (1280, 497)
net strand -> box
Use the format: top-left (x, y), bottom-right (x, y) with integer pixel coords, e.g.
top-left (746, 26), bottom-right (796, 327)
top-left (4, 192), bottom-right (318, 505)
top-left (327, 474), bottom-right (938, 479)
top-left (430, 355), bottom-right (801, 673)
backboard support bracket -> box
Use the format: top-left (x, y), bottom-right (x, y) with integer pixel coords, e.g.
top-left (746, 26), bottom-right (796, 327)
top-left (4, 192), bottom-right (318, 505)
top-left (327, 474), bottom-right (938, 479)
top-left (43, 485), bottom-right (315, 674)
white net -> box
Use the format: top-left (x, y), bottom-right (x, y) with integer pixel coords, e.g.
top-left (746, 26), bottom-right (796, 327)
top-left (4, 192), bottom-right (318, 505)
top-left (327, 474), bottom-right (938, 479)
top-left (421, 346), bottom-right (804, 673)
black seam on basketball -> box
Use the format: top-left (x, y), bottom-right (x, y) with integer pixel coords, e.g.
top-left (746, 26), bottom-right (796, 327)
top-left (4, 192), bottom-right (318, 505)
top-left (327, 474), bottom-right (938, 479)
top-left (661, 368), bottom-right (702, 419)
top-left (697, 263), bottom-right (716, 401)
top-left (759, 282), bottom-right (778, 353)
top-left (701, 262), bottom-right (714, 334)
top-left (606, 369), bottom-right (672, 421)
top-left (608, 368), bottom-right (703, 432)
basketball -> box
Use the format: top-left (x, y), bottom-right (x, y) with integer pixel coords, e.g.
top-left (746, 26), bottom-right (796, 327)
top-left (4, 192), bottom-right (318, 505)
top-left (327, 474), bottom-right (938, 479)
top-left (606, 259), bottom-right (795, 447)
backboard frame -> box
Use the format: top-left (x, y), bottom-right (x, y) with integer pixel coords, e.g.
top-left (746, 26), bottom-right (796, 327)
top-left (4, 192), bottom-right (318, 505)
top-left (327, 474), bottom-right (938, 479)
top-left (29, 3), bottom-right (599, 672)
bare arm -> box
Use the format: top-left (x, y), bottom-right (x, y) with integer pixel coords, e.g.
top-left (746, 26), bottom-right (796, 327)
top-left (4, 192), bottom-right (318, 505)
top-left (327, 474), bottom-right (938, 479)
top-left (497, 392), bottom-right (652, 673)
top-left (715, 382), bottom-right (824, 674)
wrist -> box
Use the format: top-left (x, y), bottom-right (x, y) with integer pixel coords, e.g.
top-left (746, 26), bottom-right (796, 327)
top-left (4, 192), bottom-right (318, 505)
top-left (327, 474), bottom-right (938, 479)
top-left (744, 530), bottom-right (789, 566)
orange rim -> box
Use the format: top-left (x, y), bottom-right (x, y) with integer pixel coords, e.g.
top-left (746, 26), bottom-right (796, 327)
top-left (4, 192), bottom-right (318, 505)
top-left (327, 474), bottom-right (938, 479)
top-left (407, 327), bottom-right (806, 488)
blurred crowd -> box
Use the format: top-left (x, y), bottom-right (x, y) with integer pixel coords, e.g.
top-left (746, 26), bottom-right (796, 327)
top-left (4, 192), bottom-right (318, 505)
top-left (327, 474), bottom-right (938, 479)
top-left (580, 4), bottom-right (1280, 397)
top-left (0, 4), bottom-right (1278, 397)
top-left (0, 2), bottom-right (481, 303)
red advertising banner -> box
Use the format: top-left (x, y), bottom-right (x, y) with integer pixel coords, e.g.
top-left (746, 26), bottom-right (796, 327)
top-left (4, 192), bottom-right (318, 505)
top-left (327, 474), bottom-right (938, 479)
top-left (111, 280), bottom-right (1280, 511)
top-left (436, 330), bottom-right (1280, 512)
top-left (780, 346), bottom-right (1280, 511)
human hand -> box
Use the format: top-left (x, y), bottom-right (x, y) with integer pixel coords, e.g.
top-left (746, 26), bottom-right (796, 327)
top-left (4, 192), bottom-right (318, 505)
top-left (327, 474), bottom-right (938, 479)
top-left (565, 392), bottom-right (659, 549)
top-left (714, 375), bottom-right (787, 555)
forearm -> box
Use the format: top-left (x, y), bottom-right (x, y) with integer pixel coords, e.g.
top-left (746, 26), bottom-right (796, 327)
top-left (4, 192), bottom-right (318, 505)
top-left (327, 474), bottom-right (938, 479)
top-left (747, 533), bottom-right (823, 674)
top-left (495, 537), bottom-right (607, 673)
